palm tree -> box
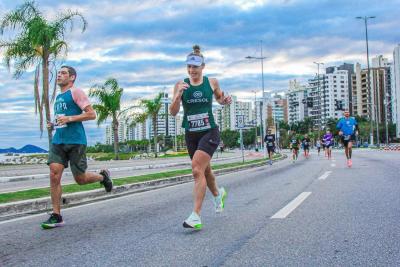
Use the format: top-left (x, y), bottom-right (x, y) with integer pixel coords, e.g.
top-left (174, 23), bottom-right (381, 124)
top-left (129, 93), bottom-right (163, 158)
top-left (0, 1), bottom-right (87, 146)
top-left (89, 78), bottom-right (127, 160)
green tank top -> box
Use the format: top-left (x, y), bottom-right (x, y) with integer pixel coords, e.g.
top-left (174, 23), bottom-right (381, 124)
top-left (181, 76), bottom-right (217, 132)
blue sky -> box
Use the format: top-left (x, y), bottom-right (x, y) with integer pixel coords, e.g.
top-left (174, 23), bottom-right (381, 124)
top-left (0, 0), bottom-right (399, 149)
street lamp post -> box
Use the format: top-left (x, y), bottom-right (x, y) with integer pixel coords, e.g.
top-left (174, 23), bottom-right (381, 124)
top-left (251, 90), bottom-right (259, 150)
top-left (246, 40), bottom-right (267, 158)
top-left (356, 15), bottom-right (376, 145)
top-left (313, 62), bottom-right (324, 140)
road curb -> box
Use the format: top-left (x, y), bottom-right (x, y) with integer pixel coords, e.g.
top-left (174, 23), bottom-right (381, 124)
top-left (0, 154), bottom-right (287, 220)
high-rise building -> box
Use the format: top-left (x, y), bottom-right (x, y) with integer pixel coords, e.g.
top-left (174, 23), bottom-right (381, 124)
top-left (306, 73), bottom-right (329, 127)
top-left (213, 95), bottom-right (252, 131)
top-left (393, 45), bottom-right (400, 137)
top-left (324, 68), bottom-right (350, 119)
top-left (351, 63), bottom-right (369, 117)
top-left (287, 80), bottom-right (307, 124)
top-left (326, 63), bottom-right (354, 113)
top-left (106, 121), bottom-right (129, 145)
top-left (267, 94), bottom-right (288, 124)
top-left (352, 59), bottom-right (393, 124)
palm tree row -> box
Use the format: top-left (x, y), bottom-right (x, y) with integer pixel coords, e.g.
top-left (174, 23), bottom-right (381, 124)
top-left (0, 1), bottom-right (164, 160)
top-left (89, 78), bottom-right (164, 159)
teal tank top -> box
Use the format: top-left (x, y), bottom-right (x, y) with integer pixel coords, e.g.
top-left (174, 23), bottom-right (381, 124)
top-left (181, 76), bottom-right (216, 132)
top-left (52, 90), bottom-right (87, 145)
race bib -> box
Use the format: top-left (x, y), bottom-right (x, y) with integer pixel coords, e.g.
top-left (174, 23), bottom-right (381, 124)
top-left (344, 135), bottom-right (351, 141)
top-left (54, 114), bottom-right (67, 129)
top-left (187, 113), bottom-right (211, 132)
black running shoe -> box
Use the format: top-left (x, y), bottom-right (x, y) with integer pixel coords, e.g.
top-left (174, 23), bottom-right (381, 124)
top-left (41, 213), bottom-right (64, 229)
top-left (100, 169), bottom-right (113, 192)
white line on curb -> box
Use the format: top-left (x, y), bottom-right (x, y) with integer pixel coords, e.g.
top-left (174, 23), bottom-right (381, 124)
top-left (318, 171), bottom-right (332, 180)
top-left (271, 192), bottom-right (312, 219)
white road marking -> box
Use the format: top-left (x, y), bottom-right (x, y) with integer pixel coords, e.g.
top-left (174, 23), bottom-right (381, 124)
top-left (318, 171), bottom-right (332, 180)
top-left (331, 163), bottom-right (336, 167)
top-left (271, 192), bottom-right (312, 219)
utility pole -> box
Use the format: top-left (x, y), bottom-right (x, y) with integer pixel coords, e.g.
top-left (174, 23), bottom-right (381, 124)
top-left (252, 90), bottom-right (258, 150)
top-left (246, 40), bottom-right (267, 158)
top-left (356, 16), bottom-right (376, 145)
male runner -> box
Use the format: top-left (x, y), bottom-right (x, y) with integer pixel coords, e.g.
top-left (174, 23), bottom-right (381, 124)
top-left (264, 129), bottom-right (276, 165)
top-left (336, 110), bottom-right (359, 167)
top-left (323, 130), bottom-right (334, 160)
top-left (42, 66), bottom-right (113, 229)
top-left (289, 133), bottom-right (300, 162)
top-left (301, 134), bottom-right (311, 158)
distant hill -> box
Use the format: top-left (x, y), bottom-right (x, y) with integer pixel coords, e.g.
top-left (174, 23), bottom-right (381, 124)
top-left (0, 145), bottom-right (47, 154)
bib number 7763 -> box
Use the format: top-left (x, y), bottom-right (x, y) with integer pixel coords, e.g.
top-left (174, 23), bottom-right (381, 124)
top-left (187, 113), bottom-right (211, 132)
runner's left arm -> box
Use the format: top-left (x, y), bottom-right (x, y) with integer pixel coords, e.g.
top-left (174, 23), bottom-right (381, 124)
top-left (210, 78), bottom-right (232, 105)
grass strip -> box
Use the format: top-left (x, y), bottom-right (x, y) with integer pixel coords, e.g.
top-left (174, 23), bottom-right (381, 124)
top-left (0, 155), bottom-right (281, 204)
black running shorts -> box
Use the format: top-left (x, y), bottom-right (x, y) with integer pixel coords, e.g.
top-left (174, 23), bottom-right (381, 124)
top-left (267, 146), bottom-right (275, 153)
top-left (185, 127), bottom-right (220, 159)
top-left (47, 144), bottom-right (88, 176)
top-left (341, 134), bottom-right (356, 147)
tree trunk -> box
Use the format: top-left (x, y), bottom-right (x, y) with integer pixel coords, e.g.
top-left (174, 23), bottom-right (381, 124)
top-left (113, 117), bottom-right (119, 160)
top-left (153, 115), bottom-right (158, 158)
top-left (42, 54), bottom-right (52, 148)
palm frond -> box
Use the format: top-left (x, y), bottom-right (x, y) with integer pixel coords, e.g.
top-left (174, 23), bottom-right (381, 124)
top-left (53, 10), bottom-right (87, 40)
top-left (0, 1), bottom-right (40, 34)
top-left (92, 104), bottom-right (110, 126)
top-left (49, 40), bottom-right (68, 59)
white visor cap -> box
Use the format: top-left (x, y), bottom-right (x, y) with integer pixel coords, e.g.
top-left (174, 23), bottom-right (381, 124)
top-left (186, 55), bottom-right (204, 66)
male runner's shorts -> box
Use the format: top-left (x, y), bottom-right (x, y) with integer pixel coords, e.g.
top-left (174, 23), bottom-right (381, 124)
top-left (303, 145), bottom-right (310, 150)
top-left (267, 146), bottom-right (275, 153)
top-left (325, 143), bottom-right (332, 148)
top-left (185, 127), bottom-right (220, 159)
top-left (341, 134), bottom-right (356, 147)
top-left (47, 144), bottom-right (88, 176)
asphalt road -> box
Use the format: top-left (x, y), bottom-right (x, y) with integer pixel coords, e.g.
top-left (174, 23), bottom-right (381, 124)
top-left (0, 151), bottom-right (253, 193)
top-left (1, 149), bottom-right (399, 266)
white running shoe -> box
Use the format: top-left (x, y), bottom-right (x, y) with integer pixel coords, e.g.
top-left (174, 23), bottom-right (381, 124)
top-left (214, 187), bottom-right (227, 213)
top-left (183, 212), bottom-right (202, 230)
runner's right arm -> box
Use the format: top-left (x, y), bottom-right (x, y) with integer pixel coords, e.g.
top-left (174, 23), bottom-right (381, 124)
top-left (336, 119), bottom-right (343, 135)
top-left (169, 81), bottom-right (189, 116)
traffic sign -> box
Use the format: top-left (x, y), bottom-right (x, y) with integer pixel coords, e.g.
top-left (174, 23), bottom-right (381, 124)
top-left (237, 115), bottom-right (245, 129)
